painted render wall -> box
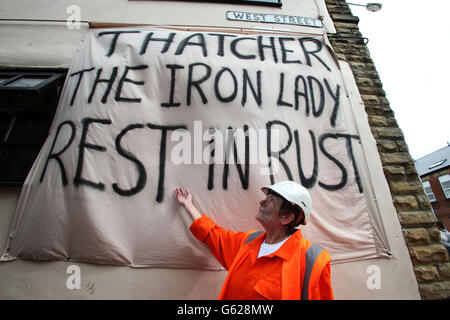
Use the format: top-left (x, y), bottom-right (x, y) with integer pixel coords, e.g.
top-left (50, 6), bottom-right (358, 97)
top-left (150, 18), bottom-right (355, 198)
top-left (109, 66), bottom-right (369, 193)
top-left (326, 0), bottom-right (450, 299)
top-left (0, 184), bottom-right (419, 299)
top-left (0, 0), bottom-right (420, 299)
top-left (0, 0), bottom-right (334, 68)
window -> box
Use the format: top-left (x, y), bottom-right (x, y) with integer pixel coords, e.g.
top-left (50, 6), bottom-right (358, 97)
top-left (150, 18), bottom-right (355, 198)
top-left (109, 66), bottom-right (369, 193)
top-left (422, 180), bottom-right (436, 202)
top-left (438, 174), bottom-right (450, 199)
top-left (0, 68), bottom-right (67, 186)
top-left (429, 159), bottom-right (447, 170)
top-left (0, 71), bottom-right (65, 93)
top-left (222, 0), bottom-right (282, 5)
top-left (131, 0), bottom-right (282, 7)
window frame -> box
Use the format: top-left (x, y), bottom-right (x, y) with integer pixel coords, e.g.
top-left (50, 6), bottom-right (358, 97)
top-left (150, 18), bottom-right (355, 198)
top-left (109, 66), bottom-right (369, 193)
top-left (0, 68), bottom-right (67, 186)
top-left (421, 180), bottom-right (437, 203)
top-left (130, 0), bottom-right (282, 7)
top-left (438, 174), bottom-right (450, 199)
top-left (0, 71), bottom-right (65, 95)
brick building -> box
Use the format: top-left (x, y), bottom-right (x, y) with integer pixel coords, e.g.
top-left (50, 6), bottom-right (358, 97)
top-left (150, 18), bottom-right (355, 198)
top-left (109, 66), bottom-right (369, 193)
top-left (0, 0), bottom-right (449, 300)
top-left (415, 145), bottom-right (450, 229)
top-left (326, 0), bottom-right (450, 299)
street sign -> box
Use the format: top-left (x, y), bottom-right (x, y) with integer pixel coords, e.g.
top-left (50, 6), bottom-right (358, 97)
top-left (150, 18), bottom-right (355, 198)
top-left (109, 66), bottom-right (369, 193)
top-left (226, 11), bottom-right (322, 28)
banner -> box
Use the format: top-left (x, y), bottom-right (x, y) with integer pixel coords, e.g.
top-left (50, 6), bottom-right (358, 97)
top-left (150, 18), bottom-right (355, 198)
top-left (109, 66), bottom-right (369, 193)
top-left (3, 28), bottom-right (384, 268)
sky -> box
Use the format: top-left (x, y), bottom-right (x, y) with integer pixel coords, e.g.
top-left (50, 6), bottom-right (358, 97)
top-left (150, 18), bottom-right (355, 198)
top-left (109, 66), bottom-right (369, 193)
top-left (346, 0), bottom-right (450, 160)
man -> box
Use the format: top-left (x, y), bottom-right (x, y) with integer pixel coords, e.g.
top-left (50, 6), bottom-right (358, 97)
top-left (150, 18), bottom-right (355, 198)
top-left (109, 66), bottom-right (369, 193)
top-left (174, 180), bottom-right (333, 300)
top-left (437, 221), bottom-right (450, 242)
top-left (437, 221), bottom-right (450, 255)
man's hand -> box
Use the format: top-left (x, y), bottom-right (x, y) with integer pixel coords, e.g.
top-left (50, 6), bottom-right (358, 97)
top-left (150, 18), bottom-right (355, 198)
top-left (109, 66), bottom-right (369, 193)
top-left (174, 188), bottom-right (193, 208)
top-left (174, 188), bottom-right (202, 221)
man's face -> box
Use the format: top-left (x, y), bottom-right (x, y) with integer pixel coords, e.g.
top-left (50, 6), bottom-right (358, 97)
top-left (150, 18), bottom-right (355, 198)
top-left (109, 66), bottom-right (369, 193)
top-left (256, 193), bottom-right (284, 229)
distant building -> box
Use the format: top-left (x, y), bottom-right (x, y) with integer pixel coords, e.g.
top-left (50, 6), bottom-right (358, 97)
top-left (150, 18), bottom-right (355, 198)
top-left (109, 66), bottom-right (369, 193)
top-left (415, 145), bottom-right (450, 228)
top-left (2, 0), bottom-right (444, 300)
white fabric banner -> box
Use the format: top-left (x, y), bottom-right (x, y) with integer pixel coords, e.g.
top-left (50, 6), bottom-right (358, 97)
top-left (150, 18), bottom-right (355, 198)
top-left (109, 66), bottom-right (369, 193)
top-left (3, 28), bottom-right (386, 268)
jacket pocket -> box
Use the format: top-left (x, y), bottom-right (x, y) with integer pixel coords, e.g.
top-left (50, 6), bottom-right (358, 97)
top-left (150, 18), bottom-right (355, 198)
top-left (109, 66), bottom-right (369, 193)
top-left (254, 277), bottom-right (281, 300)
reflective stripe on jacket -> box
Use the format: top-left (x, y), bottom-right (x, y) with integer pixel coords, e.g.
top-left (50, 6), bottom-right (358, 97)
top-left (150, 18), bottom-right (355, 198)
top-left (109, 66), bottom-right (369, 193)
top-left (190, 214), bottom-right (334, 300)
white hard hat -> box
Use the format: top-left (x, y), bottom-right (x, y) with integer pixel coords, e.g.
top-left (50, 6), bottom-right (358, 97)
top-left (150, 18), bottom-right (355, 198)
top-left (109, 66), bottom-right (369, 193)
top-left (261, 180), bottom-right (312, 223)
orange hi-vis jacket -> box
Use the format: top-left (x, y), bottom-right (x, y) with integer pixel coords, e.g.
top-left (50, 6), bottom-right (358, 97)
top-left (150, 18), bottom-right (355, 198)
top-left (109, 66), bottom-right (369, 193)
top-left (190, 214), bottom-right (334, 300)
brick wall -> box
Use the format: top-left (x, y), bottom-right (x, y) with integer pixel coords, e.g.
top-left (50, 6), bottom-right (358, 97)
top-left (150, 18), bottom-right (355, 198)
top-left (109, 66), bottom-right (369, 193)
top-left (421, 167), bottom-right (450, 228)
top-left (325, 0), bottom-right (450, 299)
